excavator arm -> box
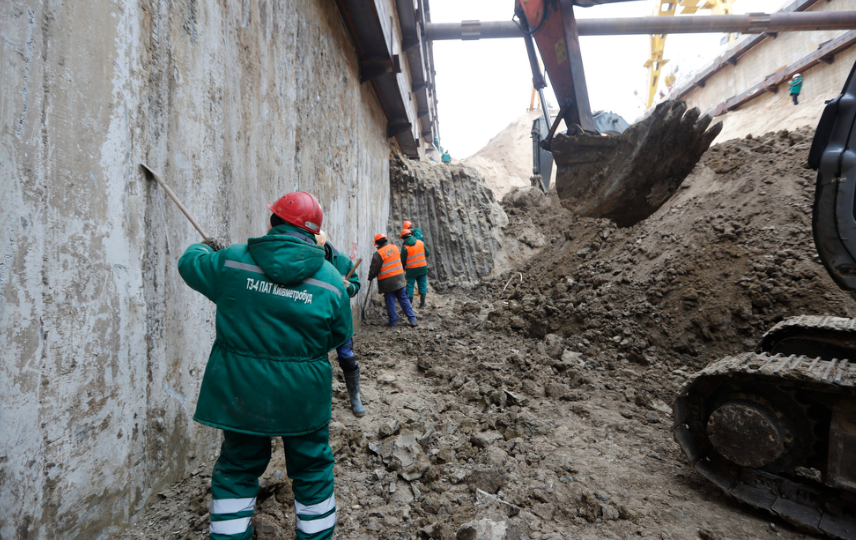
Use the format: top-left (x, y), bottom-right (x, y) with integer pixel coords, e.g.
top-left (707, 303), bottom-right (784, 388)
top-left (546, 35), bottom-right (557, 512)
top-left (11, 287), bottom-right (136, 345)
top-left (514, 0), bottom-right (595, 132)
top-left (513, 0), bottom-right (723, 227)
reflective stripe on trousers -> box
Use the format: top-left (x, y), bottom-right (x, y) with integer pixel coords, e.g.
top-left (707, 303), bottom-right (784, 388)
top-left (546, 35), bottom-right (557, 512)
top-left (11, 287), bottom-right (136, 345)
top-left (209, 497), bottom-right (256, 536)
top-left (295, 494), bottom-right (336, 534)
top-left (210, 517), bottom-right (252, 536)
top-left (212, 497), bottom-right (256, 515)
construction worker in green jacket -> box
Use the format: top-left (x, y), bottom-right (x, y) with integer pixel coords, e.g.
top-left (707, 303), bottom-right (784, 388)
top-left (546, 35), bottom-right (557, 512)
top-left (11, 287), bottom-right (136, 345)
top-left (315, 230), bottom-right (365, 417)
top-left (789, 73), bottom-right (803, 105)
top-left (402, 220), bottom-right (425, 243)
top-left (400, 228), bottom-right (430, 308)
top-left (178, 192), bottom-right (350, 540)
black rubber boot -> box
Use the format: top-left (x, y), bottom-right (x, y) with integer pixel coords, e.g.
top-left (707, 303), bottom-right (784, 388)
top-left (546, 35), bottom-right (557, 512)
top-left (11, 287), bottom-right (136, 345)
top-left (344, 369), bottom-right (366, 417)
top-left (419, 294), bottom-right (426, 308)
top-left (408, 295), bottom-right (414, 304)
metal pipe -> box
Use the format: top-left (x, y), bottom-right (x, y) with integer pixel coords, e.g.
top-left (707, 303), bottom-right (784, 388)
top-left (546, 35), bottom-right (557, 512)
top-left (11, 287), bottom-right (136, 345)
top-left (537, 88), bottom-right (552, 140)
top-left (424, 11), bottom-right (856, 41)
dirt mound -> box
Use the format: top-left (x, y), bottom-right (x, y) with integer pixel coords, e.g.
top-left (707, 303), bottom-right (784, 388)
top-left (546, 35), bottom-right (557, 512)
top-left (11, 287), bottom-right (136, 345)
top-left (487, 126), bottom-right (856, 371)
top-left (388, 154), bottom-right (553, 287)
top-left (388, 153), bottom-right (508, 286)
top-left (461, 110), bottom-right (557, 199)
top-left (120, 290), bottom-right (815, 540)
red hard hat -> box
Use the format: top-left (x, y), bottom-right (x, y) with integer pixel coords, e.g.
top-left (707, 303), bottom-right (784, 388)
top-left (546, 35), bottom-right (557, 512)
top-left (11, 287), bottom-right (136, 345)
top-left (400, 229), bottom-right (412, 238)
top-left (403, 220), bottom-right (413, 230)
top-left (267, 192), bottom-right (323, 234)
top-left (374, 233), bottom-right (388, 244)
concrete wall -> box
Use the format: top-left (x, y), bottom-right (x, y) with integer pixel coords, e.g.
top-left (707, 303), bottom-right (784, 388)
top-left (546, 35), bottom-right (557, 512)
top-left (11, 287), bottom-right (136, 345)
top-left (711, 47), bottom-right (856, 142)
top-left (682, 0), bottom-right (856, 115)
top-left (0, 0), bottom-right (390, 538)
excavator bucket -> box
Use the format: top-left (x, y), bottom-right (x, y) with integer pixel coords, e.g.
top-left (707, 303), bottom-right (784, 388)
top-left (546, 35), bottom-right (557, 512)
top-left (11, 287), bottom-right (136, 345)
top-left (515, 0), bottom-right (722, 228)
top-left (550, 100), bottom-right (722, 227)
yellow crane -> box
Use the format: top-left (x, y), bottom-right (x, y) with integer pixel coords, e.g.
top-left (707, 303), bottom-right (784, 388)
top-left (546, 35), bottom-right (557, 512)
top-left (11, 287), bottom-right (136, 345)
top-left (643, 0), bottom-right (677, 108)
top-left (644, 0), bottom-right (737, 107)
top-left (528, 59), bottom-right (546, 112)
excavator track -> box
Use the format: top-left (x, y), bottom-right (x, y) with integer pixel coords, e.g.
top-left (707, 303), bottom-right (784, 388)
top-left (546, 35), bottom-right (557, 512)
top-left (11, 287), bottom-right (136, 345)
top-left (672, 347), bottom-right (856, 539)
top-left (759, 316), bottom-right (856, 359)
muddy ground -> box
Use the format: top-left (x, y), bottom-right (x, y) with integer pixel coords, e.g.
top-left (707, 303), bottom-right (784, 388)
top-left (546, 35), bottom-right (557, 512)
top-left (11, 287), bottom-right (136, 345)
top-left (118, 301), bottom-right (816, 540)
top-left (119, 128), bottom-right (851, 540)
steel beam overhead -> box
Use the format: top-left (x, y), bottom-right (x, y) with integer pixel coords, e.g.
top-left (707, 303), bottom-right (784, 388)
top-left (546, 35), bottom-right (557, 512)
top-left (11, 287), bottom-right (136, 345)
top-left (424, 12), bottom-right (856, 41)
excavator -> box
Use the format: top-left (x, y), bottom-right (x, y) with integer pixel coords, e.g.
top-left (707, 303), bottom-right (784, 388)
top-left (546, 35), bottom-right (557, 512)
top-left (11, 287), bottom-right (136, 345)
top-left (426, 2), bottom-right (856, 225)
top-left (512, 1), bottom-right (856, 537)
top-left (512, 0), bottom-right (722, 227)
top-left (427, 1), bottom-right (856, 537)
top-left (670, 61), bottom-right (856, 540)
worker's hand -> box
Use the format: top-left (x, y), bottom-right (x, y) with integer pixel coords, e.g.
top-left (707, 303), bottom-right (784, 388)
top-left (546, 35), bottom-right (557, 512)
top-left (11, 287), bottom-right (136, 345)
top-left (202, 238), bottom-right (224, 252)
top-left (343, 276), bottom-right (350, 288)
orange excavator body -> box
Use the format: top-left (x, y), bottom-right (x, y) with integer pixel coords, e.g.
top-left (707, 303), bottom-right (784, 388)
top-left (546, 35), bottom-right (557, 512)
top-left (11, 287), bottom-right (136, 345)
top-left (514, 0), bottom-right (594, 131)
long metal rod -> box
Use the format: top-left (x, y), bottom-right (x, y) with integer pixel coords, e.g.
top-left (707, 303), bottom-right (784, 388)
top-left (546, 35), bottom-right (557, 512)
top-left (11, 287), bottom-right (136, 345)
top-left (140, 163), bottom-right (212, 240)
top-left (536, 88), bottom-right (552, 137)
top-left (425, 12), bottom-right (856, 41)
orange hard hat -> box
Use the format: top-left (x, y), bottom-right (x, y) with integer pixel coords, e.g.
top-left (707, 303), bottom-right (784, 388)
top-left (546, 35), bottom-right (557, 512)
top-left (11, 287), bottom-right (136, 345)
top-left (400, 229), bottom-right (412, 238)
top-left (267, 192), bottom-right (323, 234)
top-left (403, 220), bottom-right (413, 230)
top-left (374, 233), bottom-right (388, 244)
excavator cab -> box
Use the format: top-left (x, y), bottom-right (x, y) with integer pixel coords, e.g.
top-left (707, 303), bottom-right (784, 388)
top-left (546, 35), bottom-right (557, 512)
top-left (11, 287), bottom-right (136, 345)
top-left (515, 0), bottom-right (722, 226)
top-left (810, 61), bottom-right (856, 294)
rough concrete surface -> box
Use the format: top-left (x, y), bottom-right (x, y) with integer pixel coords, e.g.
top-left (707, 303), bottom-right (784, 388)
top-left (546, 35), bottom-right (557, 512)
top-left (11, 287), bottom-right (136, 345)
top-left (388, 153), bottom-right (554, 287)
top-left (681, 0), bottom-right (856, 115)
top-left (0, 1), bottom-right (391, 538)
top-left (389, 154), bottom-right (508, 286)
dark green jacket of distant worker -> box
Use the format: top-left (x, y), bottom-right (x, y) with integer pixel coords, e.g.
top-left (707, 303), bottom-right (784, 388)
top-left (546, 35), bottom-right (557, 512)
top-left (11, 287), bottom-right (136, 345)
top-left (411, 228), bottom-right (425, 242)
top-left (178, 223), bottom-right (353, 437)
top-left (323, 241), bottom-right (360, 298)
top-left (789, 76), bottom-right (803, 95)
top-left (401, 236), bottom-right (430, 278)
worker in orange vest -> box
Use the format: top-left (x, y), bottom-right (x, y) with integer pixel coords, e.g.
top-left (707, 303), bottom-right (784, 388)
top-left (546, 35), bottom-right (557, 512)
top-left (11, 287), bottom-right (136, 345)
top-left (367, 233), bottom-right (417, 327)
top-left (402, 220), bottom-right (425, 243)
top-left (400, 229), bottom-right (430, 308)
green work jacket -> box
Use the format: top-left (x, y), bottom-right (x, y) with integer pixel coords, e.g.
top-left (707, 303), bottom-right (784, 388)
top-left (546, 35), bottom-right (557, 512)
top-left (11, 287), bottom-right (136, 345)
top-left (401, 236), bottom-right (430, 278)
top-left (789, 77), bottom-right (803, 95)
top-left (323, 242), bottom-right (360, 298)
top-left (178, 224), bottom-right (352, 436)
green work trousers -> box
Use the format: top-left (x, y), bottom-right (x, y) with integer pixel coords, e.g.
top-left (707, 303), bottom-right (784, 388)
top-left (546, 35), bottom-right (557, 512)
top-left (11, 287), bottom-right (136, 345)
top-left (406, 275), bottom-right (428, 297)
top-left (209, 425), bottom-right (336, 540)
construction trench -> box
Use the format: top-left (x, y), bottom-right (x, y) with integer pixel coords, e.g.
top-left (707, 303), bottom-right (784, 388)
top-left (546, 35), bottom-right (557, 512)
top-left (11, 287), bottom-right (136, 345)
top-left (4, 1), bottom-right (856, 540)
top-left (111, 126), bottom-right (853, 540)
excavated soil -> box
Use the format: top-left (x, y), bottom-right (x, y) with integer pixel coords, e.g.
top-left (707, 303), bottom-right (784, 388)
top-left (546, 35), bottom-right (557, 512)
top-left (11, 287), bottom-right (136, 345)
top-left (119, 128), bottom-right (851, 540)
top-left (490, 126), bottom-right (855, 370)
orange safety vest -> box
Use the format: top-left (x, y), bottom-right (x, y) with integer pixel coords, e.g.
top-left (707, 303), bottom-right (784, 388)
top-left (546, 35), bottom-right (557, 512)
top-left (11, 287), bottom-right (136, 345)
top-left (405, 240), bottom-right (427, 269)
top-left (377, 244), bottom-right (405, 280)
